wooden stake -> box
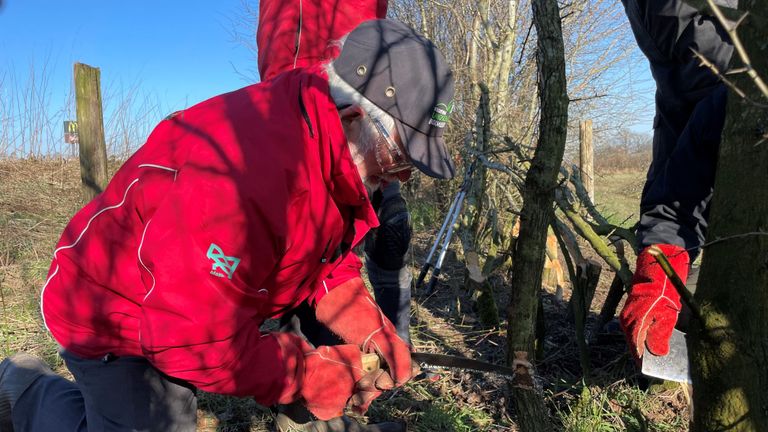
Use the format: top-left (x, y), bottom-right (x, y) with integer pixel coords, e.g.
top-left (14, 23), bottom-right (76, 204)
top-left (74, 63), bottom-right (108, 201)
top-left (579, 119), bottom-right (594, 202)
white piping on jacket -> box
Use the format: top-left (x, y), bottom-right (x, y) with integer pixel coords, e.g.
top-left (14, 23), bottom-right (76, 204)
top-left (138, 163), bottom-right (178, 181)
top-left (139, 220), bottom-right (156, 302)
top-left (134, 164), bottom-right (178, 343)
top-left (41, 163), bottom-right (179, 334)
top-left (294, 0), bottom-right (303, 70)
top-left (40, 178), bottom-right (141, 332)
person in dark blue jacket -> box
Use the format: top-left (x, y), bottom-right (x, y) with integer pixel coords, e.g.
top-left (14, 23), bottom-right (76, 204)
top-left (620, 0), bottom-right (737, 360)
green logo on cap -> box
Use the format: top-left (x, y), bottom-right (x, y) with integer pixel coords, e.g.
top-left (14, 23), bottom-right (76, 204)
top-left (429, 101), bottom-right (454, 128)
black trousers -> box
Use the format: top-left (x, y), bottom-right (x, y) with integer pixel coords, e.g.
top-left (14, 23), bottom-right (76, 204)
top-left (622, 0), bottom-right (736, 258)
top-left (12, 350), bottom-right (197, 431)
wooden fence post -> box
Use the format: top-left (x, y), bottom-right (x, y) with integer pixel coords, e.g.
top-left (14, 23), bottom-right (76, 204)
top-left (74, 63), bottom-right (108, 201)
top-left (579, 119), bottom-right (594, 202)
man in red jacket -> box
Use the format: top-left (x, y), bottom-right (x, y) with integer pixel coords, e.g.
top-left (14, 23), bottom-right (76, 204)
top-left (0, 19), bottom-right (455, 431)
top-left (256, 2), bottom-right (416, 430)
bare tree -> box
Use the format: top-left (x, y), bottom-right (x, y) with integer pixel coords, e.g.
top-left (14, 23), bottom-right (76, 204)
top-left (387, 0), bottom-right (640, 281)
top-left (504, 0), bottom-right (567, 429)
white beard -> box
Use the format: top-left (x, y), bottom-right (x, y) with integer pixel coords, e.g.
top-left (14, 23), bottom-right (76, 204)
top-left (348, 118), bottom-right (382, 197)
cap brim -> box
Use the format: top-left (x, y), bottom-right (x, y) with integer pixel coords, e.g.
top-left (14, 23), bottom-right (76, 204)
top-left (394, 120), bottom-right (455, 179)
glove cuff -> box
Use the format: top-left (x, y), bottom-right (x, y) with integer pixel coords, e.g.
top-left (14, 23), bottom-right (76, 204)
top-left (272, 332), bottom-right (313, 405)
top-left (315, 278), bottom-right (386, 347)
top-left (315, 278), bottom-right (412, 385)
top-left (633, 244), bottom-right (689, 297)
top-left (301, 344), bottom-right (365, 420)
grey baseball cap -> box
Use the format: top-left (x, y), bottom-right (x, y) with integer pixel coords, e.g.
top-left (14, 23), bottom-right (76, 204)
top-left (334, 19), bottom-right (456, 179)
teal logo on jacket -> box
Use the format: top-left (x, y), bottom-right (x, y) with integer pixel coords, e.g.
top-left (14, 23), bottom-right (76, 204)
top-left (207, 243), bottom-right (240, 279)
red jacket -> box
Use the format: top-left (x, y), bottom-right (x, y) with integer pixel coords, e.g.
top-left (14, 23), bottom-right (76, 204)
top-left (41, 65), bottom-right (378, 404)
top-left (257, 0), bottom-right (387, 81)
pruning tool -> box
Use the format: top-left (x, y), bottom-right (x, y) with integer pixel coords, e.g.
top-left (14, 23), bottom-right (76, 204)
top-left (362, 351), bottom-right (516, 378)
top-left (415, 161), bottom-right (476, 295)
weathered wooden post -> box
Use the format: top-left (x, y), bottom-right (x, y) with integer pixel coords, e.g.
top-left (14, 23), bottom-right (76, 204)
top-left (74, 63), bottom-right (108, 200)
top-left (579, 119), bottom-right (594, 202)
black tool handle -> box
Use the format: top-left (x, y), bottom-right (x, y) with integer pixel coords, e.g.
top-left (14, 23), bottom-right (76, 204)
top-left (415, 263), bottom-right (432, 289)
top-left (425, 267), bottom-right (441, 295)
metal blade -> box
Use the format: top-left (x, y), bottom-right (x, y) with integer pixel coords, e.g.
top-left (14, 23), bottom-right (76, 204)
top-left (641, 328), bottom-right (691, 383)
top-left (411, 352), bottom-right (516, 376)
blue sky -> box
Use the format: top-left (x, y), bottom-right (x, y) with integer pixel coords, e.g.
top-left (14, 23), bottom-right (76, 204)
top-left (0, 0), bottom-right (654, 156)
top-left (0, 0), bottom-right (258, 113)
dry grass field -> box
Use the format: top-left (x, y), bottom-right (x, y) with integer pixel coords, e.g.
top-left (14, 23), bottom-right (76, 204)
top-left (0, 158), bottom-right (691, 431)
top-left (593, 170), bottom-right (646, 229)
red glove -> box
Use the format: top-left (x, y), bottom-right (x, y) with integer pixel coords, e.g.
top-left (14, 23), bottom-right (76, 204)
top-left (300, 345), bottom-right (394, 420)
top-left (347, 368), bottom-right (395, 414)
top-left (271, 333), bottom-right (394, 420)
top-left (315, 278), bottom-right (414, 386)
top-left (620, 244), bottom-right (689, 358)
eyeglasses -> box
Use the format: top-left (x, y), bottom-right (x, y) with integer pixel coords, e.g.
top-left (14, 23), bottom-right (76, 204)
top-left (369, 117), bottom-right (413, 175)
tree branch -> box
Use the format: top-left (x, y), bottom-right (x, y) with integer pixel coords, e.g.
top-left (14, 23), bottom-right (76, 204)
top-left (691, 49), bottom-right (768, 108)
top-left (707, 0), bottom-right (768, 99)
top-left (698, 230), bottom-right (768, 250)
top-left (565, 165), bottom-right (638, 252)
top-left (647, 245), bottom-right (704, 323)
top-left (554, 189), bottom-right (633, 286)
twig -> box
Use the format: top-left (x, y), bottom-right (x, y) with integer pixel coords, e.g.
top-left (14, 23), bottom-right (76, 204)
top-left (698, 231), bottom-right (768, 250)
top-left (23, 219), bottom-right (46, 233)
top-left (707, 0), bottom-right (768, 99)
top-left (517, 20), bottom-right (535, 65)
top-left (565, 166), bottom-right (638, 253)
top-left (691, 49), bottom-right (768, 109)
top-left (427, 0), bottom-right (469, 38)
top-left (569, 94), bottom-right (608, 103)
top-left (589, 222), bottom-right (637, 250)
top-left (691, 50), bottom-right (746, 99)
top-left (647, 246), bottom-right (704, 323)
top-left (466, 148), bottom-right (526, 187)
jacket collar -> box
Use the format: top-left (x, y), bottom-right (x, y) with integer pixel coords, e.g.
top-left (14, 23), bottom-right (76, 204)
top-left (298, 66), bottom-right (379, 241)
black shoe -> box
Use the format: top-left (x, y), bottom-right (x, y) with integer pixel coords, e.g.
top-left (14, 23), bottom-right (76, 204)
top-left (0, 353), bottom-right (56, 432)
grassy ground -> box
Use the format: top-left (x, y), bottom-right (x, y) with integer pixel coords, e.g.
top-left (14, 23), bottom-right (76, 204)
top-left (0, 159), bottom-right (689, 431)
top-left (592, 170), bottom-right (646, 229)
